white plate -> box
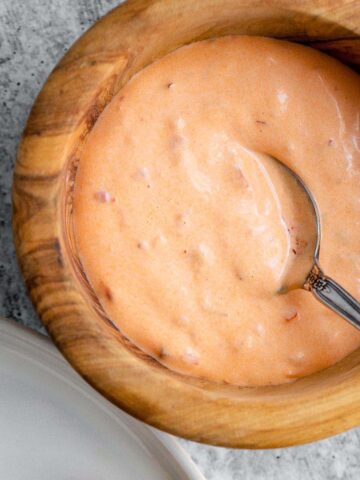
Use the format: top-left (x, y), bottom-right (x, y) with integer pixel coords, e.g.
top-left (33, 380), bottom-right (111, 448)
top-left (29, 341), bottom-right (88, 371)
top-left (0, 318), bottom-right (205, 480)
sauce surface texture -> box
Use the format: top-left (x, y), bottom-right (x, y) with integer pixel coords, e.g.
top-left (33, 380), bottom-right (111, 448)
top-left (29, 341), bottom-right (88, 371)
top-left (74, 37), bottom-right (360, 386)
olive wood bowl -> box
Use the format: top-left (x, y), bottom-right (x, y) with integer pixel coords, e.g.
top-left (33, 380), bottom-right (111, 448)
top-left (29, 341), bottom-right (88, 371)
top-left (13, 0), bottom-right (360, 448)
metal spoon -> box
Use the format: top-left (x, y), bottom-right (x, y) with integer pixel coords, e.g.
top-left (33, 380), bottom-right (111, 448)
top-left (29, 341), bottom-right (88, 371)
top-left (268, 155), bottom-right (360, 330)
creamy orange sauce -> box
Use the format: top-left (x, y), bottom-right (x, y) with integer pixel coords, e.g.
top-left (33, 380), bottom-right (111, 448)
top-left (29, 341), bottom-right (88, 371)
top-left (74, 37), bottom-right (360, 386)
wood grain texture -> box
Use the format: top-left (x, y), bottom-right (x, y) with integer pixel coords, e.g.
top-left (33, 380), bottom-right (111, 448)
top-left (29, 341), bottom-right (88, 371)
top-left (13, 0), bottom-right (360, 448)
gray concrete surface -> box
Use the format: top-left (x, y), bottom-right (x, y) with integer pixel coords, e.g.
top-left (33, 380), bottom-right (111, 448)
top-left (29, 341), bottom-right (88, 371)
top-left (1, 1), bottom-right (360, 478)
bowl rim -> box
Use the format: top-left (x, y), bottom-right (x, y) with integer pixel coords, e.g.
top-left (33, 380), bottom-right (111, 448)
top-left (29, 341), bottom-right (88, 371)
top-left (12, 0), bottom-right (360, 448)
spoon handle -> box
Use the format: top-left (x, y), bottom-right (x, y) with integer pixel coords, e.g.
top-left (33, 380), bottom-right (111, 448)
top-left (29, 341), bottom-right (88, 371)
top-left (306, 267), bottom-right (360, 329)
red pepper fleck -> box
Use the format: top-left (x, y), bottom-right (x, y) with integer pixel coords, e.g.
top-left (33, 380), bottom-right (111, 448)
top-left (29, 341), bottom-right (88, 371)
top-left (103, 285), bottom-right (113, 302)
top-left (294, 238), bottom-right (308, 254)
top-left (159, 347), bottom-right (169, 359)
top-left (285, 311), bottom-right (298, 322)
top-left (94, 191), bottom-right (112, 203)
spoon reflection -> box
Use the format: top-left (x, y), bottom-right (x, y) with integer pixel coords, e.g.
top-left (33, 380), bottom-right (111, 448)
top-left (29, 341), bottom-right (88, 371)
top-left (264, 154), bottom-right (360, 330)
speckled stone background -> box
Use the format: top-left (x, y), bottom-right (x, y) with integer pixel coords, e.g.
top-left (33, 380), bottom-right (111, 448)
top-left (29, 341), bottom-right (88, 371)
top-left (1, 1), bottom-right (360, 479)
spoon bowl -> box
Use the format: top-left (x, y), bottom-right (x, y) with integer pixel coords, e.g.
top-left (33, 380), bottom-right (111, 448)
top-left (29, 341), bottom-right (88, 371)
top-left (267, 155), bottom-right (360, 329)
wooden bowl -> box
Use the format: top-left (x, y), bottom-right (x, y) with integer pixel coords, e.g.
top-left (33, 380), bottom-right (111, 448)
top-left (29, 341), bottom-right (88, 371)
top-left (13, 0), bottom-right (360, 448)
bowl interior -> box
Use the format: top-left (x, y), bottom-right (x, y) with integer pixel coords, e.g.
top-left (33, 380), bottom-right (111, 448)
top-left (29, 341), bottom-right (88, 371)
top-left (15, 0), bottom-right (360, 448)
top-left (64, 1), bottom-right (360, 386)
